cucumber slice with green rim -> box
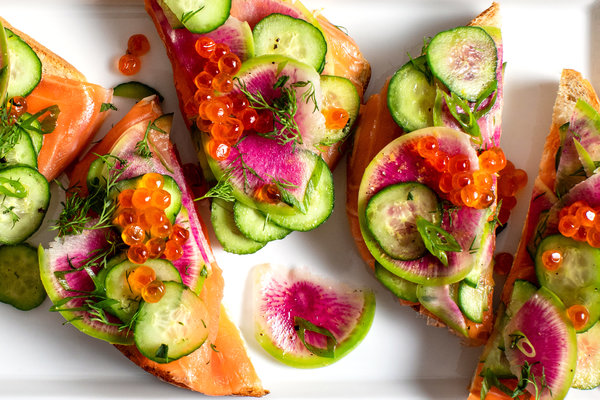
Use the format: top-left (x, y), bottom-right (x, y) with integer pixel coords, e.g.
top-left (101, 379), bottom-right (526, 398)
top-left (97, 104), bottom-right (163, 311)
top-left (365, 182), bottom-right (440, 261)
top-left (113, 81), bottom-right (164, 102)
top-left (263, 156), bottom-right (334, 232)
top-left (253, 13), bottom-right (327, 73)
top-left (320, 75), bottom-right (360, 145)
top-left (233, 201), bottom-right (290, 242)
top-left (211, 198), bottom-right (266, 254)
top-left (374, 261), bottom-right (418, 303)
top-left (110, 174), bottom-right (182, 224)
top-left (0, 244), bottom-right (45, 310)
top-left (0, 128), bottom-right (37, 168)
top-left (104, 259), bottom-right (182, 323)
top-left (573, 321), bottom-right (600, 389)
top-left (535, 235), bottom-right (600, 333)
top-left (481, 306), bottom-right (513, 378)
top-left (160, 0), bottom-right (231, 34)
top-left (5, 28), bottom-right (41, 99)
top-left (457, 280), bottom-right (488, 323)
top-left (19, 113), bottom-right (43, 154)
top-left (0, 165), bottom-right (49, 245)
top-left (426, 26), bottom-right (497, 102)
top-left (506, 279), bottom-right (538, 318)
top-left (134, 281), bottom-right (210, 363)
top-left (387, 55), bottom-right (436, 132)
top-left (0, 22), bottom-right (9, 104)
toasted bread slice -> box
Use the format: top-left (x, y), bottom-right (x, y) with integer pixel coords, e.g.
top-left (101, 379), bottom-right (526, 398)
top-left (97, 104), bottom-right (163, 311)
top-left (0, 16), bottom-right (112, 181)
top-left (346, 3), bottom-right (502, 345)
top-left (0, 17), bottom-right (85, 81)
top-left (467, 70), bottom-right (600, 399)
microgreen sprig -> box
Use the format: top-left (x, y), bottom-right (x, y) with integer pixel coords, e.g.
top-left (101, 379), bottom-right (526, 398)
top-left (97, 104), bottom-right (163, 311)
top-left (294, 316), bottom-right (338, 358)
top-left (416, 215), bottom-right (461, 266)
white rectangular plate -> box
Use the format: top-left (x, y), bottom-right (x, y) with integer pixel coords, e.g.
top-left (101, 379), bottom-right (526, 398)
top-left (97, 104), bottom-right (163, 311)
top-left (1, 0), bottom-right (599, 399)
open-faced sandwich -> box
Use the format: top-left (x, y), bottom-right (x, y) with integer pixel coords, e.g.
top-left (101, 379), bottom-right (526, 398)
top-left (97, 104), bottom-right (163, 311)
top-left (0, 17), bottom-right (111, 311)
top-left (467, 70), bottom-right (600, 399)
top-left (347, 3), bottom-right (504, 345)
top-left (145, 0), bottom-right (370, 254)
top-left (42, 95), bottom-right (267, 396)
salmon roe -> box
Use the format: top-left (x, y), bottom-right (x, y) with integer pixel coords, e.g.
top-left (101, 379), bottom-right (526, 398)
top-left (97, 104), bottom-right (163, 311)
top-left (195, 37), bottom-right (217, 58)
top-left (493, 252), bottom-right (513, 275)
top-left (127, 265), bottom-right (156, 295)
top-left (113, 173), bottom-right (190, 263)
top-left (118, 54), bottom-right (141, 76)
top-left (567, 304), bottom-right (590, 330)
top-left (127, 34), bottom-right (150, 56)
top-left (142, 280), bottom-right (166, 303)
top-left (557, 200), bottom-right (600, 247)
top-left (323, 107), bottom-right (350, 130)
top-left (495, 156), bottom-right (528, 228)
top-left (541, 249), bottom-right (563, 271)
top-left (164, 240), bottom-right (184, 260)
top-left (254, 183), bottom-right (281, 204)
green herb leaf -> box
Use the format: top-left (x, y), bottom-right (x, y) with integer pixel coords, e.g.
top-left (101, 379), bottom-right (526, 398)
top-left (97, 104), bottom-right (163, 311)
top-left (416, 216), bottom-right (461, 266)
top-left (100, 102), bottom-right (117, 112)
top-left (294, 316), bottom-right (337, 358)
top-left (135, 118), bottom-right (167, 158)
top-left (194, 171), bottom-right (235, 202)
top-left (155, 344), bottom-right (169, 360)
top-left (181, 6), bottom-right (204, 24)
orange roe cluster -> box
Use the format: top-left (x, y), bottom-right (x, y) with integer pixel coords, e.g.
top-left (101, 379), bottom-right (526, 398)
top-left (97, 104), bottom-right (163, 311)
top-left (187, 37), bottom-right (271, 162)
top-left (113, 173), bottom-right (190, 265)
top-left (414, 136), bottom-right (505, 209)
top-left (118, 34), bottom-right (151, 76)
top-left (496, 161), bottom-right (528, 225)
top-left (126, 265), bottom-right (166, 303)
top-left (557, 200), bottom-right (600, 247)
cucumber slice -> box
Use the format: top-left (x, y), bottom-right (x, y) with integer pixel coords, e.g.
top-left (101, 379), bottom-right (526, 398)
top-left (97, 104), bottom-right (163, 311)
top-left (457, 280), bottom-right (488, 323)
top-left (365, 182), bottom-right (440, 260)
top-left (253, 13), bottom-right (327, 73)
top-left (111, 174), bottom-right (182, 224)
top-left (0, 22), bottom-right (9, 104)
top-left (160, 0), bottom-right (231, 34)
top-left (320, 75), bottom-right (360, 145)
top-left (535, 235), bottom-right (600, 332)
top-left (0, 165), bottom-right (49, 245)
top-left (374, 261), bottom-right (418, 303)
top-left (426, 26), bottom-right (497, 102)
top-left (573, 321), bottom-right (600, 389)
top-left (211, 198), bottom-right (266, 254)
top-left (506, 279), bottom-right (538, 318)
top-left (5, 28), bottom-right (41, 99)
top-left (134, 281), bottom-right (210, 363)
top-left (481, 307), bottom-right (513, 378)
top-left (105, 259), bottom-right (182, 323)
top-left (387, 55), bottom-right (436, 132)
top-left (113, 81), bottom-right (164, 102)
top-left (0, 244), bottom-right (45, 310)
top-left (233, 201), bottom-right (290, 242)
top-left (0, 128), bottom-right (37, 168)
top-left (19, 113), bottom-right (43, 155)
top-left (263, 156), bottom-right (334, 232)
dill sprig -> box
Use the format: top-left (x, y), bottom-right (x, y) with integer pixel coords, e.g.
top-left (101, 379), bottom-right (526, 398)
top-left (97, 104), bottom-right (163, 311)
top-left (52, 154), bottom-right (127, 236)
top-left (480, 362), bottom-right (550, 400)
top-left (235, 76), bottom-right (304, 147)
top-left (195, 171), bottom-right (235, 202)
top-left (181, 6), bottom-right (205, 23)
top-left (135, 118), bottom-right (167, 158)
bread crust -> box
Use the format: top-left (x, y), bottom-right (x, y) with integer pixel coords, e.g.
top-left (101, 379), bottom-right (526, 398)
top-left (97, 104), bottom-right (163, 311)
top-left (0, 16), bottom-right (86, 81)
top-left (468, 2), bottom-right (500, 29)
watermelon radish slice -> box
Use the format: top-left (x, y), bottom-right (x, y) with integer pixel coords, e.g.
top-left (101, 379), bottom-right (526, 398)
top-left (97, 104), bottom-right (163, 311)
top-left (503, 287), bottom-right (577, 400)
top-left (417, 284), bottom-right (468, 337)
top-left (555, 99), bottom-right (600, 196)
top-left (253, 263), bottom-right (375, 368)
top-left (230, 0), bottom-right (318, 29)
top-left (573, 322), bottom-right (600, 389)
top-left (358, 127), bottom-right (488, 285)
top-left (39, 226), bottom-right (133, 345)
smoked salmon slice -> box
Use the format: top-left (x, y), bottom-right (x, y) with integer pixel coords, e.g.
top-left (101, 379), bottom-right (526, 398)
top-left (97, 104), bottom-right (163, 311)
top-left (26, 74), bottom-right (112, 181)
top-left (70, 97), bottom-right (266, 396)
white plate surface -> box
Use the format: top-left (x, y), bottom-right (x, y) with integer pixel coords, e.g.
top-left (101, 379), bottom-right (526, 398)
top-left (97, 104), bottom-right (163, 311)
top-left (1, 0), bottom-right (599, 399)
